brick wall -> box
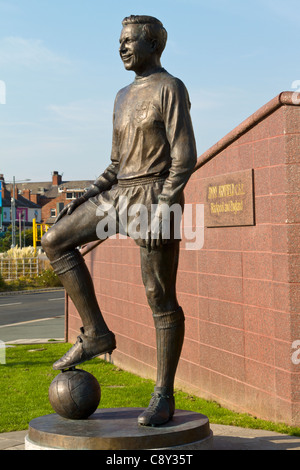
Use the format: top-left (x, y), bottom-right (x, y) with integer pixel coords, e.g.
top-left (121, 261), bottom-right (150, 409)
top-left (41, 193), bottom-right (66, 222)
top-left (67, 92), bottom-right (300, 426)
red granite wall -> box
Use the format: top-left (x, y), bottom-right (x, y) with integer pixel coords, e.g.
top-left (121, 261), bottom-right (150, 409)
top-left (67, 92), bottom-right (300, 426)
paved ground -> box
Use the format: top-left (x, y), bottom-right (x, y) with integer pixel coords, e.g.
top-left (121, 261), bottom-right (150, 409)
top-left (0, 289), bottom-right (65, 344)
top-left (1, 424), bottom-right (300, 450)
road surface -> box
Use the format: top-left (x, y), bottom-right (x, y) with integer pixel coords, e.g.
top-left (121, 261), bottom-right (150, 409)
top-left (0, 290), bottom-right (65, 343)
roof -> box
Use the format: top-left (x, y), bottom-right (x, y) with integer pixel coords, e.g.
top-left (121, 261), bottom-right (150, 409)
top-left (6, 179), bottom-right (93, 194)
top-left (60, 180), bottom-right (93, 190)
top-left (43, 181), bottom-right (93, 199)
top-left (6, 179), bottom-right (93, 201)
top-left (1, 194), bottom-right (41, 209)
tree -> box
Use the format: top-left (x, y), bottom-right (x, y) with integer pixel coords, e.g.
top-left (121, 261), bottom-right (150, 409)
top-left (0, 226), bottom-right (34, 253)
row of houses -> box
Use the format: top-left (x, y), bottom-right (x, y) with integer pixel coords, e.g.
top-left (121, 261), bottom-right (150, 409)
top-left (0, 171), bottom-right (93, 232)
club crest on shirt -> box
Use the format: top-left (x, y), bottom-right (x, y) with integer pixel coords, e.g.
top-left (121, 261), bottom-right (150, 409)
top-left (135, 101), bottom-right (150, 123)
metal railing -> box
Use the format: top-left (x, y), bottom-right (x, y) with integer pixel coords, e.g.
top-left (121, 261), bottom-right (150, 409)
top-left (0, 257), bottom-right (42, 280)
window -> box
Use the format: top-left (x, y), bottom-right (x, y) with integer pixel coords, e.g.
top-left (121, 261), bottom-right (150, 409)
top-left (66, 191), bottom-right (84, 199)
top-left (50, 209), bottom-right (56, 217)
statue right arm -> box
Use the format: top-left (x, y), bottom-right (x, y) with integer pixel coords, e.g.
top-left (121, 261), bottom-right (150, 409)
top-left (93, 161), bottom-right (119, 193)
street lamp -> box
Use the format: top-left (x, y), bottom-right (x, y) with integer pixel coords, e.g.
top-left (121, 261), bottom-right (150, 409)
top-left (10, 177), bottom-right (31, 248)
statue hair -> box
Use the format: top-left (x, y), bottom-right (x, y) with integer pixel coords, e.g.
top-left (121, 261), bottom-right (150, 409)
top-left (122, 15), bottom-right (167, 57)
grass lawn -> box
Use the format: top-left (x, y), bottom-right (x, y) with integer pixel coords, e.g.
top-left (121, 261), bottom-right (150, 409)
top-left (1, 342), bottom-right (300, 436)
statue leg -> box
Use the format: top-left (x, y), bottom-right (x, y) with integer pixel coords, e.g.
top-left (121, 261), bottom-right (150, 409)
top-left (41, 201), bottom-right (116, 370)
top-left (138, 242), bottom-right (185, 426)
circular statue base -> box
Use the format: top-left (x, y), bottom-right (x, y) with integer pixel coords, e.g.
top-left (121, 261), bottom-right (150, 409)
top-left (25, 408), bottom-right (213, 450)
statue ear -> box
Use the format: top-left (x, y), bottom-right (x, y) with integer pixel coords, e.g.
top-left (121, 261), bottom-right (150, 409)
top-left (151, 39), bottom-right (158, 52)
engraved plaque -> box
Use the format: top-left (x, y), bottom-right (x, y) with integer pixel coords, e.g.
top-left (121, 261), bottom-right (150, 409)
top-left (203, 169), bottom-right (255, 227)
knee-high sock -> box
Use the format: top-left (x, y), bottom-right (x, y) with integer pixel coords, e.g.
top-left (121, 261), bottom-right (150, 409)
top-left (153, 307), bottom-right (185, 396)
top-left (51, 250), bottom-right (109, 337)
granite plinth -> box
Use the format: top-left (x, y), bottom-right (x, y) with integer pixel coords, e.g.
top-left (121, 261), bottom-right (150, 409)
top-left (26, 408), bottom-right (213, 450)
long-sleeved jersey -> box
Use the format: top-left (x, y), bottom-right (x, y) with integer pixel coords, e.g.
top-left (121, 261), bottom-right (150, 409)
top-left (94, 68), bottom-right (197, 206)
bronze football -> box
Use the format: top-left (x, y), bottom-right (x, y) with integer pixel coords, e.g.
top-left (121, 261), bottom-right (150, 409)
top-left (49, 369), bottom-right (101, 420)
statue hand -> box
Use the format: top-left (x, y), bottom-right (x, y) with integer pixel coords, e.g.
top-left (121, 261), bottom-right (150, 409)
top-left (55, 199), bottom-right (83, 224)
top-left (145, 209), bottom-right (168, 252)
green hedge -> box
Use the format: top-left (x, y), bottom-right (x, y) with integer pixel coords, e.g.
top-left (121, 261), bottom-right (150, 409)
top-left (0, 269), bottom-right (62, 292)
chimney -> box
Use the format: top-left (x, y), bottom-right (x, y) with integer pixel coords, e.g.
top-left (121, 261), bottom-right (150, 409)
top-left (11, 185), bottom-right (18, 200)
top-left (31, 194), bottom-right (39, 204)
top-left (52, 171), bottom-right (62, 186)
top-left (23, 189), bottom-right (31, 200)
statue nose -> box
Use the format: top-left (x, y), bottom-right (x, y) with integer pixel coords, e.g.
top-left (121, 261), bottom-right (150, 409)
top-left (119, 42), bottom-right (127, 54)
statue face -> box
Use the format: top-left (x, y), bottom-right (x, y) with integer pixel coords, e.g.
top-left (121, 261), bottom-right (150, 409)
top-left (119, 24), bottom-right (156, 74)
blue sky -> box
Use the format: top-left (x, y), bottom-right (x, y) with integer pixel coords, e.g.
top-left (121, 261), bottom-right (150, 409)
top-left (0, 0), bottom-right (299, 182)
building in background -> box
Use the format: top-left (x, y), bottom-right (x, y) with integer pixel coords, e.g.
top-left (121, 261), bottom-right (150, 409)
top-left (5, 171), bottom-right (93, 226)
top-left (0, 174), bottom-right (41, 233)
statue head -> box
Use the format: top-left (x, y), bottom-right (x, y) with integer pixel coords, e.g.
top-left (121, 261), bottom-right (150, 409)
top-left (119, 15), bottom-right (167, 74)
